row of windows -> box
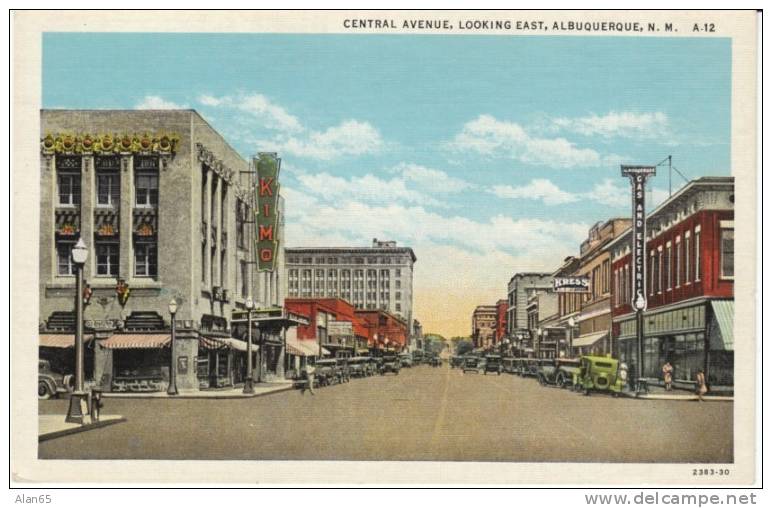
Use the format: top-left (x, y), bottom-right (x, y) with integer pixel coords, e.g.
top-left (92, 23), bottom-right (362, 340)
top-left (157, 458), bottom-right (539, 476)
top-left (613, 226), bottom-right (733, 307)
top-left (57, 172), bottom-right (158, 208)
top-left (287, 256), bottom-right (409, 267)
top-left (288, 269), bottom-right (402, 286)
top-left (56, 240), bottom-right (157, 277)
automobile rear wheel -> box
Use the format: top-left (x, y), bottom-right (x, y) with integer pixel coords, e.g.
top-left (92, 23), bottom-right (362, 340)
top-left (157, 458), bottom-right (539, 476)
top-left (556, 373), bottom-right (566, 388)
top-left (38, 380), bottom-right (53, 400)
top-left (583, 387), bottom-right (590, 396)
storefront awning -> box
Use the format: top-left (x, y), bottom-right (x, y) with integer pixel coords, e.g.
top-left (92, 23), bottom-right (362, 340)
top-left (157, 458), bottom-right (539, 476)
top-left (710, 300), bottom-right (734, 351)
top-left (572, 330), bottom-right (607, 348)
top-left (199, 337), bottom-right (230, 351)
top-left (39, 334), bottom-right (93, 348)
top-left (216, 338), bottom-right (251, 352)
top-left (285, 340), bottom-right (306, 357)
top-left (100, 334), bottom-right (170, 349)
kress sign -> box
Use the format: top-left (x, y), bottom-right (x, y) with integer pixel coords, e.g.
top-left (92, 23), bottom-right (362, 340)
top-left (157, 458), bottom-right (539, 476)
top-left (254, 153), bottom-right (281, 271)
top-left (553, 276), bottom-right (590, 293)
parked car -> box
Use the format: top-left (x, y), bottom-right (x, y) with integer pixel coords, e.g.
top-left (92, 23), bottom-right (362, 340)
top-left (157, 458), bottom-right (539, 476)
top-left (484, 354), bottom-right (503, 375)
top-left (314, 359), bottom-right (339, 386)
top-left (462, 355), bottom-right (482, 374)
top-left (575, 356), bottom-right (628, 396)
top-left (536, 358), bottom-right (581, 388)
top-left (399, 353), bottom-right (413, 368)
top-left (412, 350), bottom-right (424, 365)
top-left (348, 357), bottom-right (370, 378)
top-left (427, 353), bottom-right (442, 367)
top-left (38, 359), bottom-right (73, 399)
top-left (381, 355), bottom-right (401, 375)
top-left (336, 357), bottom-right (351, 383)
top-left (502, 356), bottom-right (518, 374)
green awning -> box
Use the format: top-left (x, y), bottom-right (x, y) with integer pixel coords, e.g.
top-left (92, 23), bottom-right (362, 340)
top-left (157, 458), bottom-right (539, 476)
top-left (710, 300), bottom-right (734, 351)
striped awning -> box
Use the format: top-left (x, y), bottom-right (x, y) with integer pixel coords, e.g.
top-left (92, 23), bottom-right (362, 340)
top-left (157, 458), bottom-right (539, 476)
top-left (199, 337), bottom-right (229, 350)
top-left (572, 330), bottom-right (608, 348)
top-left (710, 300), bottom-right (734, 351)
top-left (100, 334), bottom-right (170, 349)
top-left (285, 341), bottom-right (306, 357)
top-left (39, 334), bottom-right (93, 348)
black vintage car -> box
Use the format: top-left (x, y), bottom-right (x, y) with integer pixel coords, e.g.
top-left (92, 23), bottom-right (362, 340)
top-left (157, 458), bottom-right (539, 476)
top-left (484, 354), bottom-right (503, 375)
top-left (462, 355), bottom-right (482, 374)
top-left (347, 357), bottom-right (371, 378)
top-left (336, 357), bottom-right (351, 383)
top-left (450, 356), bottom-right (465, 369)
top-left (381, 355), bottom-right (401, 375)
top-left (314, 359), bottom-right (349, 386)
top-left (412, 350), bottom-right (424, 365)
top-left (536, 358), bottom-right (581, 389)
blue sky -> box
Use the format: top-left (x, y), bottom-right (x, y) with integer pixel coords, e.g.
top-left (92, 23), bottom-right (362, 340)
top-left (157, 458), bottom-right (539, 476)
top-left (43, 33), bottom-right (731, 336)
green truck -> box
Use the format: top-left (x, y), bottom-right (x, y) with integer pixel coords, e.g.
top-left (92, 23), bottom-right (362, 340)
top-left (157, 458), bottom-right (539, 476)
top-left (574, 355), bottom-right (629, 396)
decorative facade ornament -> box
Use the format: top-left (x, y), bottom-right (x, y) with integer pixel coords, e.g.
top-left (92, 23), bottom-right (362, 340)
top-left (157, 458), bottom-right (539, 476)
top-left (41, 132), bottom-right (180, 156)
top-left (116, 279), bottom-right (131, 306)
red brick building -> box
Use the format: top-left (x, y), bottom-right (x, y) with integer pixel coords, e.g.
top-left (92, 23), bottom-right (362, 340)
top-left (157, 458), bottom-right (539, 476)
top-left (608, 177), bottom-right (734, 388)
top-left (284, 298), bottom-right (369, 355)
top-left (355, 310), bottom-right (409, 351)
top-left (495, 299), bottom-right (508, 343)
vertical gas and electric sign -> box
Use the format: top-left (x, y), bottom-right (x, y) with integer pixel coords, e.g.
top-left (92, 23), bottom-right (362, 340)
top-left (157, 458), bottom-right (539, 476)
top-left (255, 153), bottom-right (281, 272)
top-left (621, 165), bottom-right (656, 312)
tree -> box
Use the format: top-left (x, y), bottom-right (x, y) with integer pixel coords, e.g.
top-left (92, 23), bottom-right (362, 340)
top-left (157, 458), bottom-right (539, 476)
top-left (455, 340), bottom-right (474, 355)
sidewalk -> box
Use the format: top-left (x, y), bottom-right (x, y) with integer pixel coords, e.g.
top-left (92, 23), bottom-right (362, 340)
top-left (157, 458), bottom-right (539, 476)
top-left (102, 381), bottom-right (294, 399)
top-left (622, 384), bottom-right (733, 402)
top-left (39, 415), bottom-right (126, 442)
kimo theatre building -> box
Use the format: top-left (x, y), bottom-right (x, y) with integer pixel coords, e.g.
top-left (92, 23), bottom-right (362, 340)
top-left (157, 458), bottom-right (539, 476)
top-left (609, 177), bottom-right (735, 390)
top-left (38, 109), bottom-right (283, 392)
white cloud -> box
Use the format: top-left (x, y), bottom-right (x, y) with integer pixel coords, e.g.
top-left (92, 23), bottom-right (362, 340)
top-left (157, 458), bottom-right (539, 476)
top-left (293, 171), bottom-right (447, 208)
top-left (490, 179), bottom-right (578, 205)
top-left (389, 163), bottom-right (472, 193)
top-left (274, 120), bottom-right (384, 160)
top-left (134, 95), bottom-right (187, 110)
top-left (585, 178), bottom-right (670, 209)
top-left (451, 114), bottom-right (604, 168)
top-left (552, 111), bottom-right (670, 139)
top-left (197, 93), bottom-right (302, 133)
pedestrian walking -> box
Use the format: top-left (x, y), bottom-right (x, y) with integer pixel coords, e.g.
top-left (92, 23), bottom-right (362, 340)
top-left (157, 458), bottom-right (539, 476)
top-left (662, 361), bottom-right (674, 391)
top-left (695, 369), bottom-right (708, 401)
top-left (302, 362), bottom-right (316, 395)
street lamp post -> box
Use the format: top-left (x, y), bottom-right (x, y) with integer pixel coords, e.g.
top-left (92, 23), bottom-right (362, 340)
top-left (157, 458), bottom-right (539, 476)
top-left (568, 316), bottom-right (575, 358)
top-left (66, 238), bottom-right (89, 424)
top-left (167, 298), bottom-right (178, 396)
top-left (243, 297), bottom-right (255, 394)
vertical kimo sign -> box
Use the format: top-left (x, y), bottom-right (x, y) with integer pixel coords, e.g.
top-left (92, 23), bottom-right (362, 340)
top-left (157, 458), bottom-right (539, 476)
top-left (621, 165), bottom-right (656, 311)
top-left (255, 152), bottom-right (281, 272)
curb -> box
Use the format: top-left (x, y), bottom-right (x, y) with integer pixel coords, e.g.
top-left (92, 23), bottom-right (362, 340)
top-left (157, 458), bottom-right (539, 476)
top-left (620, 392), bottom-right (733, 401)
top-left (39, 416), bottom-right (127, 442)
top-left (101, 385), bottom-right (294, 400)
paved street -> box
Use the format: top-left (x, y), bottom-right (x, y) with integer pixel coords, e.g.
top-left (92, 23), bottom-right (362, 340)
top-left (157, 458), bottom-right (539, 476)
top-left (38, 365), bottom-right (732, 462)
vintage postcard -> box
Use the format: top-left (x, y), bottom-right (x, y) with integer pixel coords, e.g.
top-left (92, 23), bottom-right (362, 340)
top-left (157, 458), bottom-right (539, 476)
top-left (11, 10), bottom-right (759, 486)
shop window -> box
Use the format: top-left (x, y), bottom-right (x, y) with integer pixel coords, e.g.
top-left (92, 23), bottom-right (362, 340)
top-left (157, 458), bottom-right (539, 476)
top-left (56, 240), bottom-right (76, 276)
top-left (135, 173), bottom-right (159, 207)
top-left (58, 173), bottom-right (81, 206)
top-left (135, 241), bottom-right (158, 277)
top-left (720, 228), bottom-right (734, 278)
top-left (95, 242), bottom-right (119, 277)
